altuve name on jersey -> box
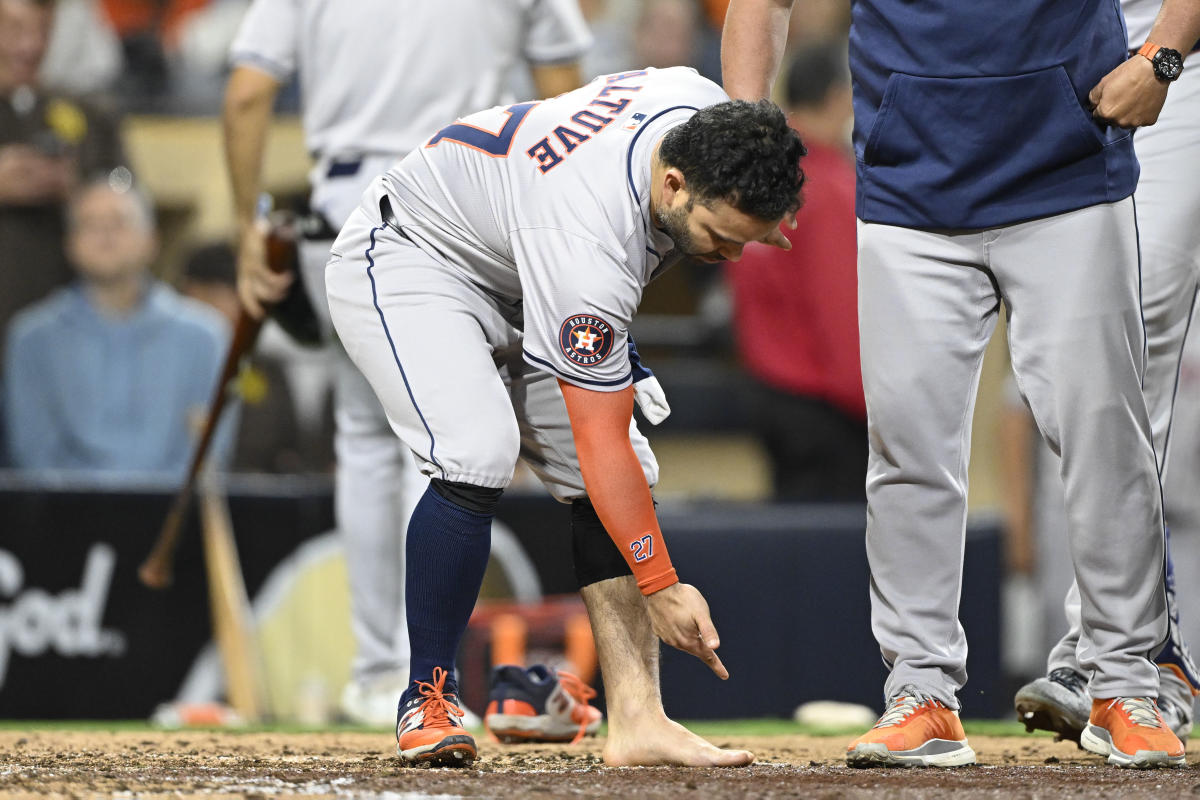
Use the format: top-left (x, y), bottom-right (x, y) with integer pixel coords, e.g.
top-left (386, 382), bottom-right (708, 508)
top-left (526, 71), bottom-right (648, 175)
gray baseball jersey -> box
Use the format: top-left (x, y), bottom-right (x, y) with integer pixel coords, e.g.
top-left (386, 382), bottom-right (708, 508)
top-left (230, 0), bottom-right (591, 230)
top-left (379, 66), bottom-right (728, 391)
top-left (326, 67), bottom-right (726, 493)
top-left (229, 0), bottom-right (593, 162)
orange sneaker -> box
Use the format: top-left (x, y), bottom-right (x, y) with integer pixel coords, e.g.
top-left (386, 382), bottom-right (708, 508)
top-left (396, 667), bottom-right (477, 766)
top-left (846, 688), bottom-right (975, 767)
top-left (1080, 697), bottom-right (1186, 768)
top-left (485, 665), bottom-right (603, 743)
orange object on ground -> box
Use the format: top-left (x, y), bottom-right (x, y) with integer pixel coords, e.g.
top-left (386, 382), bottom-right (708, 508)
top-left (150, 701), bottom-right (243, 728)
top-left (484, 665), bottom-right (602, 744)
top-left (490, 613), bottom-right (528, 668)
top-left (461, 596), bottom-right (598, 713)
top-left (564, 612), bottom-right (598, 685)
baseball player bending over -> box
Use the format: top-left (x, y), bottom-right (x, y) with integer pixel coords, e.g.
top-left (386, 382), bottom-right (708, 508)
top-left (326, 67), bottom-right (804, 767)
top-left (223, 0), bottom-right (592, 724)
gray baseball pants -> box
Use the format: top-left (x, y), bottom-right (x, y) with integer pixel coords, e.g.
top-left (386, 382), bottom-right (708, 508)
top-left (860, 196), bottom-right (1168, 707)
top-left (1045, 62), bottom-right (1200, 715)
top-left (325, 193), bottom-right (658, 502)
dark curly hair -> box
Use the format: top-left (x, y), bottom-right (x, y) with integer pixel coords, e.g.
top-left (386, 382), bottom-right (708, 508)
top-left (658, 99), bottom-right (806, 221)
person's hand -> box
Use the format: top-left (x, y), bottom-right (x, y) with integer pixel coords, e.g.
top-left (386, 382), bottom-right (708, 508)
top-left (0, 145), bottom-right (72, 205)
top-left (645, 582), bottom-right (729, 679)
top-left (237, 220), bottom-right (293, 319)
top-left (1089, 55), bottom-right (1168, 128)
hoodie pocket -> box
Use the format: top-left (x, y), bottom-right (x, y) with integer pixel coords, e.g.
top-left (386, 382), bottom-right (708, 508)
top-left (859, 66), bottom-right (1119, 225)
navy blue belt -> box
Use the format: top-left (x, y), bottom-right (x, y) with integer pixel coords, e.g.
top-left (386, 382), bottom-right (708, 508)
top-left (326, 158), bottom-right (362, 178)
top-left (299, 212), bottom-right (340, 241)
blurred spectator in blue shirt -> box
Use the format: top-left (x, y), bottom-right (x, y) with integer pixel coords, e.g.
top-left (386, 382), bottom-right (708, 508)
top-left (0, 0), bottom-right (128, 355)
top-left (3, 175), bottom-right (232, 479)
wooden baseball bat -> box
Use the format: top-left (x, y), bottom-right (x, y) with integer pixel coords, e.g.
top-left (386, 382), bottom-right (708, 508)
top-left (199, 481), bottom-right (267, 721)
top-left (139, 215), bottom-right (299, 589)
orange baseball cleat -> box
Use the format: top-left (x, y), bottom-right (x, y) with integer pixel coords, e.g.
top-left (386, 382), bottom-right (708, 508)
top-left (846, 688), bottom-right (976, 767)
top-left (485, 665), bottom-right (603, 743)
top-left (396, 667), bottom-right (477, 766)
top-left (1081, 697), bottom-right (1187, 768)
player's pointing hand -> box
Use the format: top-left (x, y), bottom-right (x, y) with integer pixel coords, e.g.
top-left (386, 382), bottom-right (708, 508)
top-left (645, 582), bottom-right (729, 679)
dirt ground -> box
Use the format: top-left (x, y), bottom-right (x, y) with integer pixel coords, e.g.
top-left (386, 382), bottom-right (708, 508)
top-left (0, 730), bottom-right (1197, 799)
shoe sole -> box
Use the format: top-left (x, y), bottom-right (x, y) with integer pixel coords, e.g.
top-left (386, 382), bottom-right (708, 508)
top-left (486, 713), bottom-right (601, 743)
top-left (398, 735), bottom-right (477, 767)
top-left (1080, 724), bottom-right (1187, 769)
top-left (846, 740), bottom-right (976, 768)
top-left (1014, 689), bottom-right (1087, 743)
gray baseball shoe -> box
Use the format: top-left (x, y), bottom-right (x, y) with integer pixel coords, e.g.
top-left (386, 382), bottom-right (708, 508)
top-left (1014, 668), bottom-right (1090, 742)
top-left (1016, 667), bottom-right (1194, 744)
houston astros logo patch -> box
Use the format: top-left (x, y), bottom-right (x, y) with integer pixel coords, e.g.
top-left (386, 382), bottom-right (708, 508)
top-left (559, 314), bottom-right (615, 367)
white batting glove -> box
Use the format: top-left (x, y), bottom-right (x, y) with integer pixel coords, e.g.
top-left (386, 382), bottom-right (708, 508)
top-left (633, 375), bottom-right (671, 425)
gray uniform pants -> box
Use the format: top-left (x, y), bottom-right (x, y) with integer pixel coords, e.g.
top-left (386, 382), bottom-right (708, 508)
top-left (326, 196), bottom-right (658, 503)
top-left (860, 197), bottom-right (1168, 707)
top-left (1045, 63), bottom-right (1200, 716)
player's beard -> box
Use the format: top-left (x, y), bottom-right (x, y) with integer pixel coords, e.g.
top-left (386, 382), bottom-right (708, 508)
top-left (654, 200), bottom-right (716, 260)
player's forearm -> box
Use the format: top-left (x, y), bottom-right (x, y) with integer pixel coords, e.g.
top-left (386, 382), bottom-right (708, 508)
top-left (559, 381), bottom-right (678, 595)
top-left (721, 0), bottom-right (796, 101)
top-left (576, 433), bottom-right (678, 595)
top-left (1144, 0), bottom-right (1200, 52)
top-left (222, 67), bottom-right (281, 232)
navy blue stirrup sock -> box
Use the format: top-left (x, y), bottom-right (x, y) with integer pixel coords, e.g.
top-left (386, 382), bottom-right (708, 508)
top-left (404, 483), bottom-right (494, 699)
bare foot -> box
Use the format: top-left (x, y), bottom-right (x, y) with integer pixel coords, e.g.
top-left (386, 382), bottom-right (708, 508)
top-left (603, 715), bottom-right (754, 767)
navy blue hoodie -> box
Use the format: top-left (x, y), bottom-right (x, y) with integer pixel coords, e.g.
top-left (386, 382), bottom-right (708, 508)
top-left (850, 0), bottom-right (1138, 228)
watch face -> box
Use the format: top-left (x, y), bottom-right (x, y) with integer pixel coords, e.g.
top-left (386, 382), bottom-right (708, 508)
top-left (1155, 48), bottom-right (1185, 81)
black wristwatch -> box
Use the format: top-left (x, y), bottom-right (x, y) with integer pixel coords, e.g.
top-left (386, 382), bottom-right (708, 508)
top-left (1138, 43), bottom-right (1185, 82)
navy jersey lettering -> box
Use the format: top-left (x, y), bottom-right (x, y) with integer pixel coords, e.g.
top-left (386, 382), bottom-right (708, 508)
top-left (428, 101), bottom-right (537, 157)
top-left (527, 137), bottom-right (564, 173)
top-left (554, 125), bottom-right (590, 152)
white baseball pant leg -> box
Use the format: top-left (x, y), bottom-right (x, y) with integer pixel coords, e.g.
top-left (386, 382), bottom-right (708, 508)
top-left (861, 197), bottom-right (1167, 707)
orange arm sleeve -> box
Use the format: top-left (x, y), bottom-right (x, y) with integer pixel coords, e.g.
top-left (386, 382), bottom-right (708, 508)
top-left (558, 379), bottom-right (678, 595)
